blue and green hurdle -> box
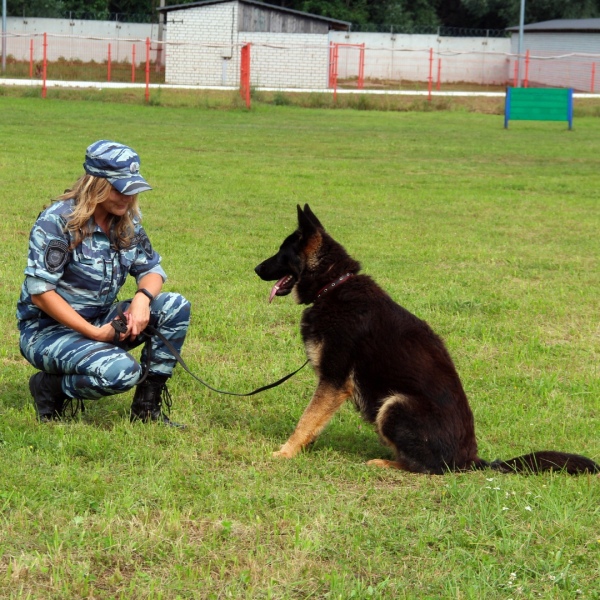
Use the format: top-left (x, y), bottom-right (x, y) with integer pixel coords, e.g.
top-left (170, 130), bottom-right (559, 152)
top-left (504, 87), bottom-right (574, 130)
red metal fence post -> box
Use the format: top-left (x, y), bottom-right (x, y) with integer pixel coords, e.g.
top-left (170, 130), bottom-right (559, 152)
top-left (132, 45), bottom-right (136, 83)
top-left (428, 47), bottom-right (433, 101)
top-left (524, 49), bottom-right (530, 88)
top-left (329, 42), bottom-right (365, 93)
top-left (358, 43), bottom-right (365, 89)
top-left (591, 63), bottom-right (596, 93)
top-left (107, 43), bottom-right (112, 82)
top-left (332, 43), bottom-right (339, 102)
top-left (42, 33), bottom-right (47, 98)
top-left (513, 61), bottom-right (518, 87)
top-left (145, 37), bottom-right (150, 102)
top-left (29, 39), bottom-right (34, 78)
top-left (240, 43), bottom-right (251, 109)
top-left (328, 42), bottom-right (334, 87)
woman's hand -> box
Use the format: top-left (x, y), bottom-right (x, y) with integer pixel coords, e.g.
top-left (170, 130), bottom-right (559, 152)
top-left (94, 321), bottom-right (128, 344)
top-left (32, 290), bottom-right (120, 342)
top-left (124, 295), bottom-right (151, 341)
top-left (124, 273), bottom-right (164, 341)
top-left (32, 291), bottom-right (132, 345)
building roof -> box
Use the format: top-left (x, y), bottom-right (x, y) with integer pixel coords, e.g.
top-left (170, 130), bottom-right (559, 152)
top-left (506, 18), bottom-right (600, 33)
top-left (158, 0), bottom-right (351, 30)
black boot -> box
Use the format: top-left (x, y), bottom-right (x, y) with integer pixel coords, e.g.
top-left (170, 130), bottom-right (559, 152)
top-left (29, 372), bottom-right (66, 422)
top-left (130, 374), bottom-right (185, 428)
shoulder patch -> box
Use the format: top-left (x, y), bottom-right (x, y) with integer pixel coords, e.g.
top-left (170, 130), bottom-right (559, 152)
top-left (133, 228), bottom-right (153, 258)
top-left (44, 240), bottom-right (70, 273)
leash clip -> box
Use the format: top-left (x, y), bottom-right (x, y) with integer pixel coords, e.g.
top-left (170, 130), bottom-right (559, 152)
top-left (111, 314), bottom-right (128, 344)
top-left (111, 316), bottom-right (128, 334)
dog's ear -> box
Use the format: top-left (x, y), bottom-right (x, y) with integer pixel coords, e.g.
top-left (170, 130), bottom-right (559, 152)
top-left (297, 204), bottom-right (315, 236)
top-left (298, 204), bottom-right (323, 231)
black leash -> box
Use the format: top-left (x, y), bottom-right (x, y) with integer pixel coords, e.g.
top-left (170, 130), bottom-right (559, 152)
top-left (111, 301), bottom-right (308, 397)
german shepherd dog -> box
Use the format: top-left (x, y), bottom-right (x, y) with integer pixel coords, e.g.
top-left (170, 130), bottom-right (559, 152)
top-left (254, 205), bottom-right (599, 475)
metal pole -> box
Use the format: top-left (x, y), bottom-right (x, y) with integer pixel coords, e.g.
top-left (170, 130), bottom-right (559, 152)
top-left (2, 0), bottom-right (7, 73)
top-left (156, 0), bottom-right (165, 72)
top-left (517, 0), bottom-right (525, 86)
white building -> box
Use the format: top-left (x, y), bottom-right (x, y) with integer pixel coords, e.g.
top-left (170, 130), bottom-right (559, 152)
top-left (158, 0), bottom-right (350, 88)
top-left (506, 18), bottom-right (600, 91)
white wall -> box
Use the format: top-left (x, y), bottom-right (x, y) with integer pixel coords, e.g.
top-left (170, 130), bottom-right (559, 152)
top-left (329, 32), bottom-right (511, 85)
top-left (6, 16), bottom-right (600, 91)
top-left (163, 2), bottom-right (239, 86)
top-left (9, 14), bottom-right (570, 89)
top-left (6, 16), bottom-right (155, 38)
top-left (5, 16), bottom-right (157, 64)
top-left (162, 21), bottom-right (512, 88)
top-left (509, 32), bottom-right (600, 91)
top-left (241, 33), bottom-right (329, 88)
top-left (162, 4), bottom-right (329, 88)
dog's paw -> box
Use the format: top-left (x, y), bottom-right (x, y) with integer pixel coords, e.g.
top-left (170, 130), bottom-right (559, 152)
top-left (272, 450), bottom-right (290, 459)
top-left (366, 458), bottom-right (399, 469)
top-left (272, 444), bottom-right (297, 459)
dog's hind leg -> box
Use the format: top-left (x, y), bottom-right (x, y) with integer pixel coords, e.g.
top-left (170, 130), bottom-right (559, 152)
top-left (366, 458), bottom-right (413, 471)
top-left (274, 380), bottom-right (352, 459)
top-left (372, 393), bottom-right (446, 474)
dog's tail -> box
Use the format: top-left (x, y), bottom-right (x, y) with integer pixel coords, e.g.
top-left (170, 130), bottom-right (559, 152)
top-left (476, 451), bottom-right (599, 475)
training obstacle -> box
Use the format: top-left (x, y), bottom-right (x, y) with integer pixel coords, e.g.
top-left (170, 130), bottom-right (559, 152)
top-left (504, 87), bottom-right (574, 130)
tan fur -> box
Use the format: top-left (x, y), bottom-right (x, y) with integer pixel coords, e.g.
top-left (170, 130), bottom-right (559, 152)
top-left (365, 459), bottom-right (404, 469)
top-left (273, 379), bottom-right (353, 458)
top-left (292, 287), bottom-right (301, 304)
top-left (305, 339), bottom-right (323, 375)
top-left (348, 371), bottom-right (367, 414)
top-left (375, 394), bottom-right (409, 446)
top-left (303, 232), bottom-right (322, 270)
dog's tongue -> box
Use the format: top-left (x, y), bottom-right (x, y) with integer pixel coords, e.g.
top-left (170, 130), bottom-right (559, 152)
top-left (268, 277), bottom-right (287, 303)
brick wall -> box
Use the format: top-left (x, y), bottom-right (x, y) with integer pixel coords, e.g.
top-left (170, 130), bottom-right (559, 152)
top-left (164, 4), bottom-right (330, 89)
top-left (241, 33), bottom-right (329, 88)
top-left (165, 2), bottom-right (239, 87)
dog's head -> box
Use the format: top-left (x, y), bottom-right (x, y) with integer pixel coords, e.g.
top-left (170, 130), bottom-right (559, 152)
top-left (254, 204), bottom-right (322, 302)
top-left (255, 204), bottom-right (359, 304)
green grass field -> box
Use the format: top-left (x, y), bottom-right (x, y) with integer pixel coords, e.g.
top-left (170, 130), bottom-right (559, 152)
top-left (0, 96), bottom-right (599, 599)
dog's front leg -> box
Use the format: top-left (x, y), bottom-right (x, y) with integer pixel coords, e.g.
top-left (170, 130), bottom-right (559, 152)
top-left (274, 381), bottom-right (351, 458)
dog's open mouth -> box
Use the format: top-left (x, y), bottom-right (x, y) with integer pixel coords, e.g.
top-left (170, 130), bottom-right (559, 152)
top-left (269, 275), bottom-right (295, 303)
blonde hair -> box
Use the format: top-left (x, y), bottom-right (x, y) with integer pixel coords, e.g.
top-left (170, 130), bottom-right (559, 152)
top-left (55, 174), bottom-right (140, 249)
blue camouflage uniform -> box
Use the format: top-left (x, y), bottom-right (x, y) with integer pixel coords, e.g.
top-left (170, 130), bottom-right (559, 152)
top-left (17, 198), bottom-right (191, 401)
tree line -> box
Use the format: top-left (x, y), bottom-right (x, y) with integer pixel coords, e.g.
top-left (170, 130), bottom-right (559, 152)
top-left (7, 0), bottom-right (600, 30)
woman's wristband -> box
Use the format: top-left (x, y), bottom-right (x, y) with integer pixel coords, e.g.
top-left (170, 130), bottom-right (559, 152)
top-left (135, 288), bottom-right (155, 303)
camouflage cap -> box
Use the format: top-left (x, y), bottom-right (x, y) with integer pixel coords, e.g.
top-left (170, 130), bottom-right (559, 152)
top-left (83, 140), bottom-right (152, 196)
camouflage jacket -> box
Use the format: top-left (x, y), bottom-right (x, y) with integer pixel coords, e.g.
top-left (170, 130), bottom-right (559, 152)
top-left (17, 199), bottom-right (167, 326)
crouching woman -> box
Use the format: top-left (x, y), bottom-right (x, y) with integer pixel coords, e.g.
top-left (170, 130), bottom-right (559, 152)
top-left (16, 140), bottom-right (190, 427)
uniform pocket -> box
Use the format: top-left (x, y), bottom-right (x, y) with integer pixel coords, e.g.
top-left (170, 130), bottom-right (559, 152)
top-left (64, 241), bottom-right (104, 299)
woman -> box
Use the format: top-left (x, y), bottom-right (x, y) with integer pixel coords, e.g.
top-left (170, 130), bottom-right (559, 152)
top-left (16, 140), bottom-right (191, 426)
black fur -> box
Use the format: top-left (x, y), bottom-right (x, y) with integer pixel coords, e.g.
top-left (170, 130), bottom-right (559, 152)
top-left (255, 204), bottom-right (599, 475)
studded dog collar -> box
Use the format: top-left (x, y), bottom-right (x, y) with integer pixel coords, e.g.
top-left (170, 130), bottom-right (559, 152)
top-left (315, 272), bottom-right (355, 300)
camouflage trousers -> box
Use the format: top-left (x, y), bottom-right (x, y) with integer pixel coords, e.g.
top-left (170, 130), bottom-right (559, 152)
top-left (19, 292), bottom-right (191, 400)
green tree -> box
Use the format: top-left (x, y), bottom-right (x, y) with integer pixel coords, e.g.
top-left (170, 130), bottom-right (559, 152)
top-left (6, 0), bottom-right (155, 18)
top-left (442, 0), bottom-right (600, 29)
top-left (273, 0), bottom-right (600, 29)
top-left (6, 0), bottom-right (600, 27)
top-left (370, 0), bottom-right (439, 30)
top-left (7, 0), bottom-right (109, 17)
top-left (108, 0), bottom-right (155, 17)
top-left (272, 0), bottom-right (439, 29)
